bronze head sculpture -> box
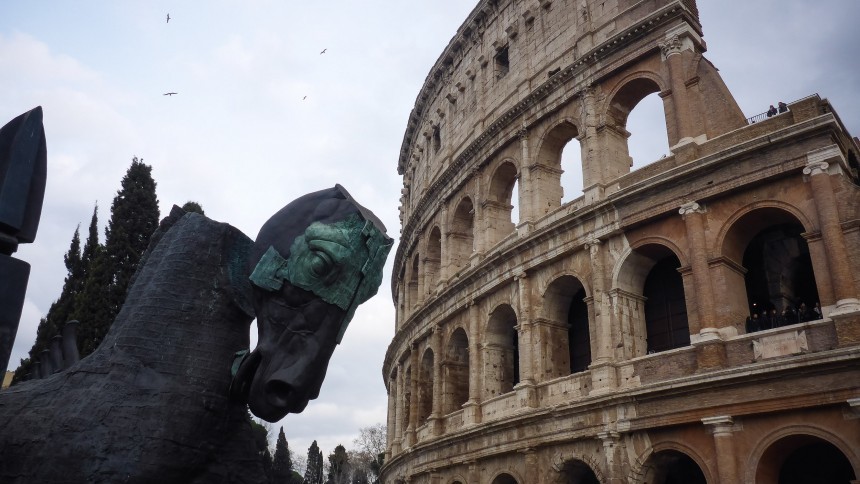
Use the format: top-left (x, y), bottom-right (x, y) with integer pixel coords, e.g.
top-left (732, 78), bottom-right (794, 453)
top-left (233, 184), bottom-right (393, 421)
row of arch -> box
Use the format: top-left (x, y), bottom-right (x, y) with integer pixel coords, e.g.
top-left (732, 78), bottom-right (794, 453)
top-left (395, 432), bottom-right (856, 483)
top-left (399, 71), bottom-right (680, 315)
top-left (391, 205), bottom-right (824, 447)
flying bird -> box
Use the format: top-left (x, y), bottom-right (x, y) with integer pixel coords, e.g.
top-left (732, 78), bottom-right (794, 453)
top-left (320, 48), bottom-right (327, 54)
top-left (302, 96), bottom-right (307, 100)
top-left (166, 13), bottom-right (171, 23)
top-left (163, 92), bottom-right (178, 96)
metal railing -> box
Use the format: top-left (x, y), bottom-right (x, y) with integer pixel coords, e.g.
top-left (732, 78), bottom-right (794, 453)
top-left (745, 94), bottom-right (818, 124)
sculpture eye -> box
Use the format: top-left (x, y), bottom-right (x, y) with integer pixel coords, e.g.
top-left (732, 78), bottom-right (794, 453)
top-left (309, 250), bottom-right (334, 278)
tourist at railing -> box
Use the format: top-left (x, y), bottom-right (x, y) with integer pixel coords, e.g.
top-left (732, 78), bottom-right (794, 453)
top-left (767, 104), bottom-right (778, 117)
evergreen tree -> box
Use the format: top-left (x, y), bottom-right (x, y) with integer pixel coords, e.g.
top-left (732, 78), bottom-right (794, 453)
top-left (73, 158), bottom-right (159, 356)
top-left (272, 426), bottom-right (292, 483)
top-left (103, 157), bottom-right (159, 316)
top-left (303, 441), bottom-right (324, 484)
top-left (13, 223), bottom-right (86, 383)
top-left (327, 445), bottom-right (350, 484)
top-left (249, 416), bottom-right (273, 482)
top-left (180, 200), bottom-right (204, 215)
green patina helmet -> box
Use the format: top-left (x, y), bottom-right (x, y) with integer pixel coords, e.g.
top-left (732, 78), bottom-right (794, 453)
top-left (249, 185), bottom-right (393, 342)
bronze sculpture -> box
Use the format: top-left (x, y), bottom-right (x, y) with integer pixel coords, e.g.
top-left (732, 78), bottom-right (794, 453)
top-left (0, 185), bottom-right (392, 483)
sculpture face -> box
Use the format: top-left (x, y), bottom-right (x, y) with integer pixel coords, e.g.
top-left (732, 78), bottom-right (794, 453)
top-left (231, 185), bottom-right (392, 422)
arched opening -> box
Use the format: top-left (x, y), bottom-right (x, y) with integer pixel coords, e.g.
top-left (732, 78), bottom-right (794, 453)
top-left (560, 136), bottom-right (584, 204)
top-left (643, 249), bottom-right (690, 353)
top-left (450, 197), bottom-right (475, 274)
top-left (417, 349), bottom-right (434, 423)
top-left (426, 227), bottom-right (442, 294)
top-left (443, 328), bottom-right (470, 414)
top-left (409, 254), bottom-right (419, 309)
top-left (491, 473), bottom-right (519, 484)
top-left (722, 207), bottom-right (820, 332)
top-left (485, 305), bottom-right (519, 397)
top-left (402, 364), bottom-right (411, 433)
top-left (605, 77), bottom-right (665, 182)
top-left (627, 92), bottom-right (671, 170)
top-left (743, 223), bottom-right (819, 330)
top-left (511, 179), bottom-right (520, 225)
top-left (487, 161), bottom-right (519, 245)
top-left (544, 275), bottom-right (591, 377)
top-left (560, 459), bottom-right (600, 484)
top-left (756, 434), bottom-right (856, 484)
top-left (642, 449), bottom-right (707, 484)
top-left (535, 121), bottom-right (580, 214)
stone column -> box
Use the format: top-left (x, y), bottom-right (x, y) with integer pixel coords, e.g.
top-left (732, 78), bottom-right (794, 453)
top-left (430, 325), bottom-right (444, 436)
top-left (517, 126), bottom-right (537, 232)
top-left (657, 27), bottom-right (705, 148)
top-left (679, 202), bottom-right (715, 333)
top-left (406, 346), bottom-right (419, 447)
top-left (597, 431), bottom-right (623, 484)
top-left (701, 416), bottom-right (739, 484)
top-left (515, 272), bottom-right (535, 384)
top-left (681, 202), bottom-right (729, 370)
top-left (392, 363), bottom-right (403, 454)
top-left (587, 238), bottom-right (619, 394)
top-left (386, 374), bottom-right (396, 458)
top-left (803, 150), bottom-right (860, 311)
top-left (463, 301), bottom-right (483, 424)
top-left (520, 448), bottom-right (540, 484)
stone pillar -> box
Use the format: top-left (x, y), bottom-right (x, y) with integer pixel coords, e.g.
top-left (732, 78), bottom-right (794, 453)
top-left (430, 325), bottom-right (444, 436)
top-left (803, 150), bottom-right (860, 311)
top-left (587, 238), bottom-right (619, 394)
top-left (463, 301), bottom-right (483, 424)
top-left (702, 416), bottom-right (739, 484)
top-left (406, 346), bottom-right (419, 447)
top-left (658, 27), bottom-right (705, 148)
top-left (515, 272), bottom-right (535, 384)
top-left (597, 431), bottom-right (624, 484)
top-left (512, 277), bottom-right (539, 403)
top-left (386, 375), bottom-right (396, 458)
top-left (392, 363), bottom-right (403, 454)
top-left (679, 202), bottom-right (716, 333)
top-left (517, 126), bottom-right (539, 231)
top-left (520, 448), bottom-right (540, 484)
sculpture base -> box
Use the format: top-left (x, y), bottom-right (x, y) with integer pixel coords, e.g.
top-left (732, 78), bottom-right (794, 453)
top-left (0, 253), bottom-right (30, 374)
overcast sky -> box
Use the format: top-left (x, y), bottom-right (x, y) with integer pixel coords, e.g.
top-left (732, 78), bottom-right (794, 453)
top-left (2, 0), bottom-right (858, 463)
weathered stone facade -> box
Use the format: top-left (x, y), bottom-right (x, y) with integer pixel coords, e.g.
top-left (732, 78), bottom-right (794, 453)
top-left (382, 1), bottom-right (860, 482)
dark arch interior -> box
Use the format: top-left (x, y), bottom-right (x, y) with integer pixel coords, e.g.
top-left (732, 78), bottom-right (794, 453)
top-left (743, 222), bottom-right (819, 325)
top-left (778, 441), bottom-right (856, 483)
top-left (562, 460), bottom-right (600, 484)
top-left (568, 287), bottom-right (591, 373)
top-left (649, 450), bottom-right (706, 484)
top-left (644, 254), bottom-right (690, 353)
top-left (491, 473), bottom-right (518, 484)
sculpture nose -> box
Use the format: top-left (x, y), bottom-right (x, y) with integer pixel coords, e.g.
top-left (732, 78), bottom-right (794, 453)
top-left (264, 378), bottom-right (293, 408)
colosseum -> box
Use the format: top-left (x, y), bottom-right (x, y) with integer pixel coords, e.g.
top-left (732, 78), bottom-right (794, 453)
top-left (381, 1), bottom-right (860, 483)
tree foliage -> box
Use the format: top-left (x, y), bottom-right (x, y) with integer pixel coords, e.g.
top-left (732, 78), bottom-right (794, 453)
top-left (249, 415), bottom-right (273, 482)
top-left (353, 424), bottom-right (386, 484)
top-left (74, 157), bottom-right (159, 356)
top-left (327, 445), bottom-right (351, 484)
top-left (272, 426), bottom-right (294, 483)
top-left (303, 440), bottom-right (324, 484)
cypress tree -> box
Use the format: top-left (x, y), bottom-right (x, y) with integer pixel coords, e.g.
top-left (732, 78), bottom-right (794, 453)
top-left (73, 158), bottom-right (159, 356)
top-left (304, 441), bottom-right (324, 484)
top-left (327, 445), bottom-right (350, 484)
top-left (13, 224), bottom-right (85, 383)
top-left (272, 427), bottom-right (292, 483)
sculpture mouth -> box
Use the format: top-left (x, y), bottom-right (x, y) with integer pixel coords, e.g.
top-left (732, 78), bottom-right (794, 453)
top-left (228, 349), bottom-right (262, 402)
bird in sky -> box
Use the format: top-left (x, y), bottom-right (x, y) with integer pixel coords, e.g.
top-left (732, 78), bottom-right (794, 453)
top-left (163, 92), bottom-right (178, 96)
top-left (320, 48), bottom-right (327, 54)
top-left (166, 13), bottom-right (171, 23)
top-left (302, 96), bottom-right (307, 100)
